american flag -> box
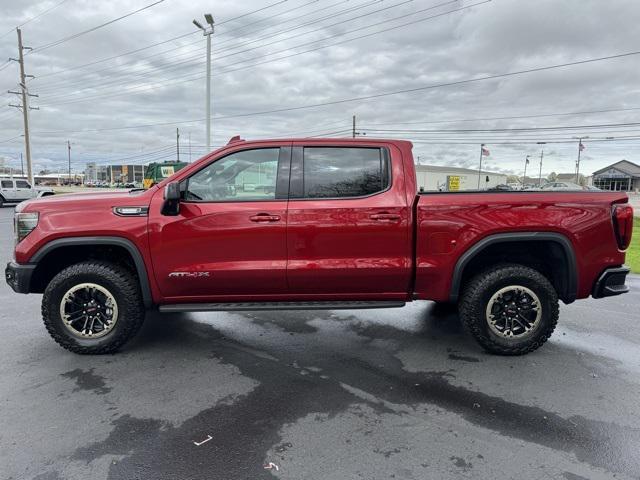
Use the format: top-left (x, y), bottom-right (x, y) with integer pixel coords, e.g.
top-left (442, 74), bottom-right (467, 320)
top-left (579, 141), bottom-right (585, 151)
top-left (481, 146), bottom-right (490, 156)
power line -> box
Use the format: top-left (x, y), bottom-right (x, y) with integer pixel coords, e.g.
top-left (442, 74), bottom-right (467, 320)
top-left (38, 0), bottom-right (487, 106)
top-left (215, 0), bottom-right (289, 26)
top-left (33, 0), bottom-right (326, 80)
top-left (35, 0), bottom-right (390, 96)
top-left (29, 0), bottom-right (167, 54)
top-left (359, 121), bottom-right (640, 133)
top-left (358, 106), bottom-right (640, 126)
top-left (42, 0), bottom-right (453, 99)
top-left (34, 0), bottom-right (374, 94)
top-left (208, 48), bottom-right (640, 120)
top-left (0, 0), bottom-right (70, 39)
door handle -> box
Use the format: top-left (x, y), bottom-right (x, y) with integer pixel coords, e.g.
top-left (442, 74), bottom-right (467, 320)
top-left (249, 214), bottom-right (281, 222)
top-left (370, 212), bottom-right (401, 221)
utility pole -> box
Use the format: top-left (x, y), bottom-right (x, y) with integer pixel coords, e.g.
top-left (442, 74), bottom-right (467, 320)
top-left (10, 28), bottom-right (38, 186)
top-left (537, 142), bottom-right (546, 187)
top-left (67, 140), bottom-right (71, 185)
top-left (176, 128), bottom-right (180, 162)
top-left (573, 136), bottom-right (588, 184)
top-left (20, 153), bottom-right (24, 176)
top-left (538, 150), bottom-right (544, 186)
top-left (193, 14), bottom-right (215, 151)
top-left (352, 115), bottom-right (356, 138)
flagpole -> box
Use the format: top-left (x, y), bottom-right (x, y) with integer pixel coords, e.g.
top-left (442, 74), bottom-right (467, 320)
top-left (573, 136), bottom-right (588, 184)
top-left (477, 143), bottom-right (484, 189)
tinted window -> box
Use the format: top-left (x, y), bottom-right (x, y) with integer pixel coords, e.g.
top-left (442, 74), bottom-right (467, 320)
top-left (1, 180), bottom-right (12, 188)
top-left (303, 147), bottom-right (388, 198)
top-left (15, 180), bottom-right (30, 189)
top-left (185, 148), bottom-right (279, 202)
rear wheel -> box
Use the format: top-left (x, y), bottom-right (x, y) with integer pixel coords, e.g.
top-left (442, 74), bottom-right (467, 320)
top-left (42, 261), bottom-right (145, 354)
top-left (459, 264), bottom-right (559, 355)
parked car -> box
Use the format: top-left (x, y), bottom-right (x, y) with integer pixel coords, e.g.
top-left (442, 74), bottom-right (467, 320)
top-left (540, 181), bottom-right (585, 190)
top-left (4, 137), bottom-right (632, 356)
top-left (0, 177), bottom-right (54, 207)
top-left (488, 184), bottom-right (512, 191)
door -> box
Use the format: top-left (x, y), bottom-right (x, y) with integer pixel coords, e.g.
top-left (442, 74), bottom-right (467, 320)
top-left (14, 180), bottom-right (33, 201)
top-left (0, 180), bottom-right (16, 201)
top-left (149, 146), bottom-right (291, 301)
top-left (286, 144), bottom-right (412, 297)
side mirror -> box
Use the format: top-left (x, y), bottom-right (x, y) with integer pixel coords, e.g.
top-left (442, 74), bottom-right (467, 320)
top-left (161, 182), bottom-right (181, 216)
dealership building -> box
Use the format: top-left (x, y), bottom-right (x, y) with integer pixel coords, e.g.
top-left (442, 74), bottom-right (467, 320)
top-left (592, 160), bottom-right (640, 191)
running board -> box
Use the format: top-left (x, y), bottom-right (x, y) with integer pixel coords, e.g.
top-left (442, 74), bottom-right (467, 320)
top-left (158, 300), bottom-right (406, 313)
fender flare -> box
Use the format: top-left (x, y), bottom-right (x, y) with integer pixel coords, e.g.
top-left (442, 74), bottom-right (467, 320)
top-left (449, 232), bottom-right (578, 303)
top-left (30, 236), bottom-right (153, 308)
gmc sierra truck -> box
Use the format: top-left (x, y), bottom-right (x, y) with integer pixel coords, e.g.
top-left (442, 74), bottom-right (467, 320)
top-left (5, 137), bottom-right (633, 355)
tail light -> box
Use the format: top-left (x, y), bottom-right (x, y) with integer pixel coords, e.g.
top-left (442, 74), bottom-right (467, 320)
top-left (612, 204), bottom-right (633, 250)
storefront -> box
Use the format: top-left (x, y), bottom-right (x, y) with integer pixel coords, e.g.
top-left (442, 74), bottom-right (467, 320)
top-left (592, 160), bottom-right (640, 192)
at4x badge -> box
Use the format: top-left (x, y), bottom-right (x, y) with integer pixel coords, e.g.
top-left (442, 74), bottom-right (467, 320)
top-left (168, 272), bottom-right (210, 278)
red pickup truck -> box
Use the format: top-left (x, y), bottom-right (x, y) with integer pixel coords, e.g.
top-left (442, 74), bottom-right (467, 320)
top-left (5, 137), bottom-right (633, 355)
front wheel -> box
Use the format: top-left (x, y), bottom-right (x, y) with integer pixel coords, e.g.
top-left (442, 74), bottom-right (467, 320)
top-left (42, 261), bottom-right (145, 354)
top-left (459, 264), bottom-right (559, 355)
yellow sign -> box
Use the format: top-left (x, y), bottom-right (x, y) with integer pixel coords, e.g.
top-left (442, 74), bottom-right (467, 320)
top-left (447, 175), bottom-right (460, 191)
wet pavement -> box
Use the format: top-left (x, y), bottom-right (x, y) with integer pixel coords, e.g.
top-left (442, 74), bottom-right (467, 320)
top-left (1, 206), bottom-right (639, 480)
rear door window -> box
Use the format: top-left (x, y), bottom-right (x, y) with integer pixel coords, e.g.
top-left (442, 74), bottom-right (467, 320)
top-left (302, 147), bottom-right (388, 198)
top-left (1, 180), bottom-right (13, 188)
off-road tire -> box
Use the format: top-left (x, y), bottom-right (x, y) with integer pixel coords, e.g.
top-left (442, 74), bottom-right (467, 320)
top-left (0, 195), bottom-right (4, 208)
top-left (42, 261), bottom-right (145, 354)
top-left (459, 263), bottom-right (559, 355)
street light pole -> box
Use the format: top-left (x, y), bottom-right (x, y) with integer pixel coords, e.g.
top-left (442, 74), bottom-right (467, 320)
top-left (193, 15), bottom-right (215, 152)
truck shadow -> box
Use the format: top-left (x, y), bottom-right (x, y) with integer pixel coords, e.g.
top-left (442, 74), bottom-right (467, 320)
top-left (131, 301), bottom-right (478, 359)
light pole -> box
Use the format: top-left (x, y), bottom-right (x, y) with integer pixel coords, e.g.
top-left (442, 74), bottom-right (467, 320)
top-left (193, 14), bottom-right (215, 152)
top-left (537, 142), bottom-right (546, 187)
top-left (523, 155), bottom-right (530, 190)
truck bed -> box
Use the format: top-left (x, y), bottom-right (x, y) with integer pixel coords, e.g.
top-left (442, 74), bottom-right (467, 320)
top-left (414, 190), bottom-right (628, 302)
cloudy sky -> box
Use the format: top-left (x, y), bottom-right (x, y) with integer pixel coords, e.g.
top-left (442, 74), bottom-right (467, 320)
top-left (0, 0), bottom-right (639, 177)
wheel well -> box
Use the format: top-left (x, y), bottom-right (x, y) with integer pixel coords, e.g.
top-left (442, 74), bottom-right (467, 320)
top-left (29, 244), bottom-right (138, 294)
top-left (455, 240), bottom-right (575, 303)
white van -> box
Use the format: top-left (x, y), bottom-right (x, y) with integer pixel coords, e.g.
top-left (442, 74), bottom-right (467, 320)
top-left (0, 177), bottom-right (54, 207)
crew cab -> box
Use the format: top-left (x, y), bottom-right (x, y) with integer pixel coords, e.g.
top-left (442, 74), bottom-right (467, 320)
top-left (4, 138), bottom-right (633, 355)
top-left (0, 177), bottom-right (54, 207)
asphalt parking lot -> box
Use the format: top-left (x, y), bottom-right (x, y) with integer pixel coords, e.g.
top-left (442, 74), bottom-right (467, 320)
top-left (1, 205), bottom-right (639, 480)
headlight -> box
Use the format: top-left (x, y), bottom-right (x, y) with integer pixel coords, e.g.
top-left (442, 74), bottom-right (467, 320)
top-left (14, 212), bottom-right (39, 244)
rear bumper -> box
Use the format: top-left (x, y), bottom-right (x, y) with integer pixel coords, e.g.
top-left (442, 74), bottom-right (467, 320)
top-left (592, 266), bottom-right (630, 298)
top-left (5, 262), bottom-right (35, 294)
